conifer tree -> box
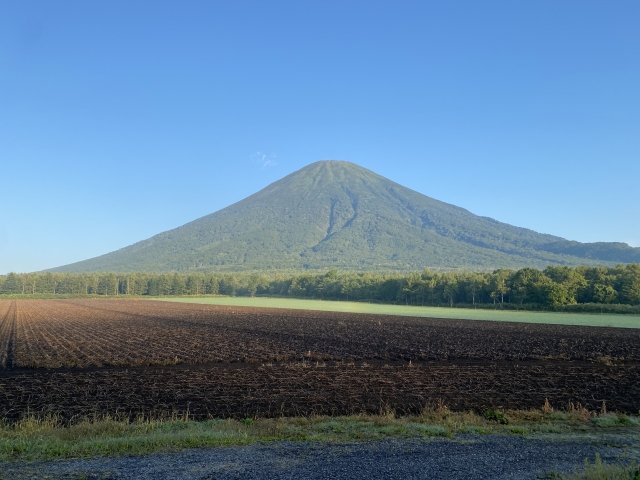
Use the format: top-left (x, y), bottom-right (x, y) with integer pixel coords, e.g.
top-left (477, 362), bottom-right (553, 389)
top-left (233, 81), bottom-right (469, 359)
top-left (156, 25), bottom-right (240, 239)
top-left (0, 273), bottom-right (22, 294)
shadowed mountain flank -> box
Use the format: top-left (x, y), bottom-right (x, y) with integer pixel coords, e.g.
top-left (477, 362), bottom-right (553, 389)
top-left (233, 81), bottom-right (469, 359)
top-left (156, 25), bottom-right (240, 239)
top-left (50, 161), bottom-right (640, 272)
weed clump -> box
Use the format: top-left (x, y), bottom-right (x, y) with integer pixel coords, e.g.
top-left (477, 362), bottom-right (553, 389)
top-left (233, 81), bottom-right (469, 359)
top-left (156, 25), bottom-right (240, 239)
top-left (484, 410), bottom-right (508, 425)
top-left (561, 453), bottom-right (640, 480)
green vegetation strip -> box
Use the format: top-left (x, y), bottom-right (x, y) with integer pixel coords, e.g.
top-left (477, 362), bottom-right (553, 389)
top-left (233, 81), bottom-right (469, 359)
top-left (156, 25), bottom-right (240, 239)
top-left (556, 453), bottom-right (640, 480)
top-left (158, 297), bottom-right (640, 328)
top-left (2, 410), bottom-right (639, 462)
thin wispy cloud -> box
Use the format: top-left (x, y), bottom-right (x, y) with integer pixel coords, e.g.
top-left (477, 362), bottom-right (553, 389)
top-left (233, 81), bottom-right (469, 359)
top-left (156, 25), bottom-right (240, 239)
top-left (251, 152), bottom-right (277, 168)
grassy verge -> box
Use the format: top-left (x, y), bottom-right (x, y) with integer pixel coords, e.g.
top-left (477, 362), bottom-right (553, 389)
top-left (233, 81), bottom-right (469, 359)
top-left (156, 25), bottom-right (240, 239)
top-left (156, 296), bottom-right (640, 329)
top-left (546, 453), bottom-right (640, 479)
top-left (1, 409), bottom-right (639, 462)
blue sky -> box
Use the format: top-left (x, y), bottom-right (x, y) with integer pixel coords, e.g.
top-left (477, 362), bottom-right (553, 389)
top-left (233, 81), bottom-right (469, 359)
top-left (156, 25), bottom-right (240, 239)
top-left (1, 1), bottom-right (638, 273)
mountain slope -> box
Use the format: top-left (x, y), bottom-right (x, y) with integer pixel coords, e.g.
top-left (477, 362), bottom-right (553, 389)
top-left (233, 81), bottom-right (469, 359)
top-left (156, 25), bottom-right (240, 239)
top-left (50, 161), bottom-right (640, 272)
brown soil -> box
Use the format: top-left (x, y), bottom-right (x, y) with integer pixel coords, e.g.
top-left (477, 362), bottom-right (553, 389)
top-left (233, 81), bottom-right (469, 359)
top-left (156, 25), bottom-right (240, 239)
top-left (0, 299), bottom-right (638, 420)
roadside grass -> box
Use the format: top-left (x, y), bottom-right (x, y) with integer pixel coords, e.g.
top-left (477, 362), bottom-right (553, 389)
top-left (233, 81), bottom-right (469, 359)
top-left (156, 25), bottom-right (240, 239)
top-left (544, 453), bottom-right (640, 479)
top-left (1, 409), bottom-right (638, 462)
top-left (156, 296), bottom-right (640, 329)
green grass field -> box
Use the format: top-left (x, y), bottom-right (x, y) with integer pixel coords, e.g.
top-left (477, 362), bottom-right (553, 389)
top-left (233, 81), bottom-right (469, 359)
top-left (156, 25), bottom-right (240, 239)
top-left (156, 297), bottom-right (640, 329)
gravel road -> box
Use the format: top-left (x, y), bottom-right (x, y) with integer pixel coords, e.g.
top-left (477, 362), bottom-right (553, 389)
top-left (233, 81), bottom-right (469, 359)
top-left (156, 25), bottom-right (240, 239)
top-left (4, 434), bottom-right (639, 480)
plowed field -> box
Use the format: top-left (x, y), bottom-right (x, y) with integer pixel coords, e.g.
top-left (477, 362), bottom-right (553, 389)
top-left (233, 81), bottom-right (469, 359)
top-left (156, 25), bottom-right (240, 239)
top-left (0, 299), bottom-right (639, 420)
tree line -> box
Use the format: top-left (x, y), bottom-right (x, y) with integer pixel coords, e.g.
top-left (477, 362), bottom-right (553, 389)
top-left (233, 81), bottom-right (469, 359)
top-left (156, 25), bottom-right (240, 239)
top-left (1, 264), bottom-right (639, 312)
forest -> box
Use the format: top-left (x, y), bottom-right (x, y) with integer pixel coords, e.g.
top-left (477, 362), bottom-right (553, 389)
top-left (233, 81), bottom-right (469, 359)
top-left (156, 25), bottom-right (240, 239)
top-left (1, 264), bottom-right (639, 313)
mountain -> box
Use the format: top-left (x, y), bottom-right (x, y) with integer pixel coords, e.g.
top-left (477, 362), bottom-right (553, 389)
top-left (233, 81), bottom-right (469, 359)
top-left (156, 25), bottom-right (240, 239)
top-left (50, 161), bottom-right (640, 273)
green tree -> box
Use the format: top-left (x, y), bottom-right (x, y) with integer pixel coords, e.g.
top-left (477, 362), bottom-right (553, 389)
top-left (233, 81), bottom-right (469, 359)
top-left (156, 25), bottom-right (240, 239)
top-left (97, 274), bottom-right (118, 295)
top-left (511, 268), bottom-right (546, 304)
top-left (0, 273), bottom-right (22, 294)
top-left (490, 270), bottom-right (512, 305)
top-left (542, 283), bottom-right (572, 306)
top-left (620, 264), bottom-right (640, 305)
top-left (401, 272), bottom-right (423, 305)
top-left (36, 272), bottom-right (57, 294)
top-left (219, 275), bottom-right (238, 296)
top-left (443, 279), bottom-right (458, 307)
top-left (205, 276), bottom-right (220, 295)
top-left (421, 271), bottom-right (440, 305)
top-left (621, 281), bottom-right (640, 305)
top-left (246, 276), bottom-right (259, 297)
top-left (592, 284), bottom-right (618, 304)
top-left (170, 274), bottom-right (185, 295)
top-left (317, 270), bottom-right (341, 299)
top-left (543, 266), bottom-right (587, 303)
top-left (467, 272), bottom-right (486, 304)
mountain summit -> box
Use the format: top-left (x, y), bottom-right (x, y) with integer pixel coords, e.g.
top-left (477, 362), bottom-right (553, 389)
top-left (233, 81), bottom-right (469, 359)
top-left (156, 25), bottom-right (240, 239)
top-left (51, 161), bottom-right (640, 272)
